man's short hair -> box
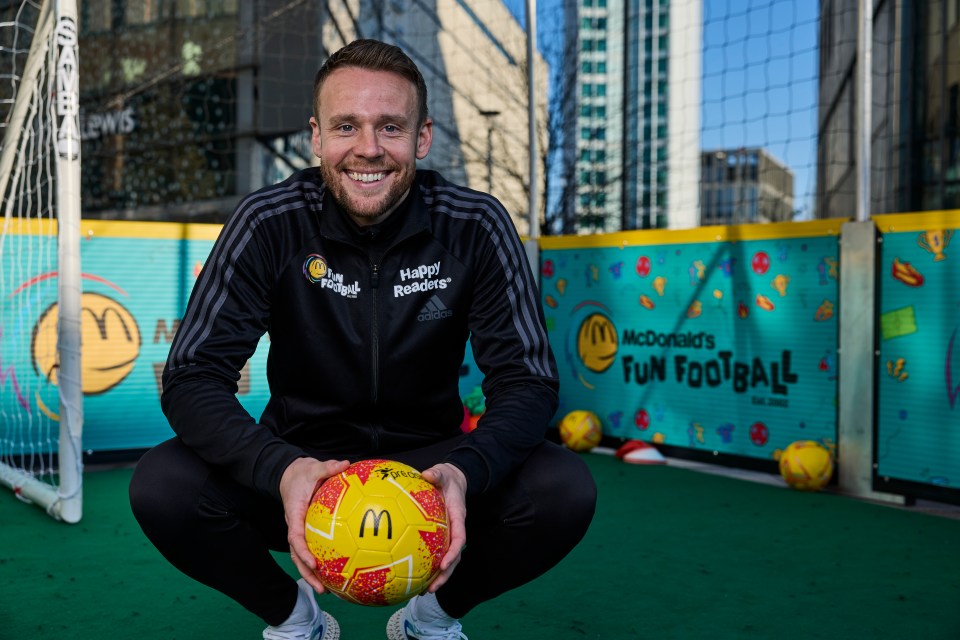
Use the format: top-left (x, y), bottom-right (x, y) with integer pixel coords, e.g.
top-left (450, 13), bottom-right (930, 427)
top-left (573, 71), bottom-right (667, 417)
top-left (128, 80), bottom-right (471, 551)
top-left (313, 39), bottom-right (429, 126)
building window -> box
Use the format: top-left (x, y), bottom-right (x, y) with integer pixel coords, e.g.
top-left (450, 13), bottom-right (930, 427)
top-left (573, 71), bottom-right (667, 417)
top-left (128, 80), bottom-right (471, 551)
top-left (580, 148), bottom-right (608, 163)
top-left (81, 1), bottom-right (112, 34)
top-left (177, 0), bottom-right (240, 18)
top-left (126, 2), bottom-right (166, 24)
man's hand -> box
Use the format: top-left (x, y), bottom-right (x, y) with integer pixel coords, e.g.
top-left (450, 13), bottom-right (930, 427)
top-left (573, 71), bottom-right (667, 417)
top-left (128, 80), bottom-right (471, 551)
top-left (280, 456), bottom-right (351, 593)
top-left (420, 462), bottom-right (467, 592)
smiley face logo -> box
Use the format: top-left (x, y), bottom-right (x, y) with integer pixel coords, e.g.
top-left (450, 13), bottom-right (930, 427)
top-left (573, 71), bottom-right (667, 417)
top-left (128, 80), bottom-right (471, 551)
top-left (303, 254), bottom-right (328, 283)
top-left (576, 312), bottom-right (618, 373)
top-left (32, 292), bottom-right (141, 395)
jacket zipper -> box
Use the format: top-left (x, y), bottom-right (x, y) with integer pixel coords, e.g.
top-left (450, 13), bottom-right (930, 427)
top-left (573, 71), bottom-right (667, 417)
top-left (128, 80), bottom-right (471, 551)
top-left (370, 262), bottom-right (380, 407)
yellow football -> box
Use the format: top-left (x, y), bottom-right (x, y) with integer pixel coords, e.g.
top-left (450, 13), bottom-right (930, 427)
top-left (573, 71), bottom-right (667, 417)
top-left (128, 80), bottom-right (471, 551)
top-left (558, 410), bottom-right (603, 452)
top-left (779, 440), bottom-right (834, 491)
top-left (305, 459), bottom-right (449, 606)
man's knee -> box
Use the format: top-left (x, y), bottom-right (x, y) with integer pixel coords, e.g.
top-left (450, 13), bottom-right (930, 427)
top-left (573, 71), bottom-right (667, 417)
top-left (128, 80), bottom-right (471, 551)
top-left (129, 439), bottom-right (202, 532)
top-left (527, 443), bottom-right (597, 534)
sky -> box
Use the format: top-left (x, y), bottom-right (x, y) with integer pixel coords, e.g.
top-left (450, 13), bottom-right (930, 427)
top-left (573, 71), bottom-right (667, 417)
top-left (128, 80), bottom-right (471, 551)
top-left (504, 0), bottom-right (820, 220)
top-left (700, 0), bottom-right (820, 219)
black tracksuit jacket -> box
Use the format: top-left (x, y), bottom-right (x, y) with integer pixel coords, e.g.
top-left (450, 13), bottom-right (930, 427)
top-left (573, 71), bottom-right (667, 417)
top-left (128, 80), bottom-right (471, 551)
top-left (161, 168), bottom-right (559, 501)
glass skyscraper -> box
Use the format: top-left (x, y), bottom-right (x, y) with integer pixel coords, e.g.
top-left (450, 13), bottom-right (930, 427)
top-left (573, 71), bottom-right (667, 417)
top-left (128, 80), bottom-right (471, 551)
top-left (565, 0), bottom-right (701, 233)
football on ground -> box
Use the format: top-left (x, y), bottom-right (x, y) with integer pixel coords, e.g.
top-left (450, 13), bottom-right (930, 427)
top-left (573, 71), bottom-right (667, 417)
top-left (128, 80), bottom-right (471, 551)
top-left (778, 440), bottom-right (834, 491)
top-left (558, 410), bottom-right (603, 452)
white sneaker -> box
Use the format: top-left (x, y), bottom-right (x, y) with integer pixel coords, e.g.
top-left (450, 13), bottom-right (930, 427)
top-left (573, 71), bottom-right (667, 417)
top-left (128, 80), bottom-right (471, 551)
top-left (385, 596), bottom-right (467, 640)
top-left (263, 579), bottom-right (340, 640)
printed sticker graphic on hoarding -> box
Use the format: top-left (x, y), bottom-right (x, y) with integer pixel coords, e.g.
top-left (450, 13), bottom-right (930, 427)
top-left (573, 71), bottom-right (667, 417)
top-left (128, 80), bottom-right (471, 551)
top-left (573, 303), bottom-right (618, 380)
top-left (4, 271), bottom-right (141, 425)
top-left (33, 291), bottom-right (141, 395)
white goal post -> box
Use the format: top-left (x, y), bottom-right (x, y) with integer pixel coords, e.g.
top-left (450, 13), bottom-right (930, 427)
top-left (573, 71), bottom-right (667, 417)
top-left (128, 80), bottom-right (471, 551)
top-left (0, 0), bottom-right (83, 523)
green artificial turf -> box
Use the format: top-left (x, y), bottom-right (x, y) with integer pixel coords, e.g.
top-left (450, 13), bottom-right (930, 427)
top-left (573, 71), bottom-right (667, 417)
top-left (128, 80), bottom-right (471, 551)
top-left (2, 454), bottom-right (959, 639)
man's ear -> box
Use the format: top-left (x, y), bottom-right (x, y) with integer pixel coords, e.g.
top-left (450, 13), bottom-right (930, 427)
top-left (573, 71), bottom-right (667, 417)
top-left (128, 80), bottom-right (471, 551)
top-left (416, 118), bottom-right (433, 160)
top-left (309, 117), bottom-right (322, 159)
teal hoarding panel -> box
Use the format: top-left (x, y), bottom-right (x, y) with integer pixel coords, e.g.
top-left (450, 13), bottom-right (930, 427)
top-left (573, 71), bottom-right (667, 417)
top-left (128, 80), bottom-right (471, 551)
top-left (541, 232), bottom-right (839, 460)
top-left (877, 225), bottom-right (960, 488)
top-left (0, 225), bottom-right (270, 453)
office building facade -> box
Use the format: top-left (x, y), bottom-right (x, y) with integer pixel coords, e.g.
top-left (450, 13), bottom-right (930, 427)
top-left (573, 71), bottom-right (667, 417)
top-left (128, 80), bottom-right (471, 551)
top-left (817, 0), bottom-right (960, 217)
top-left (563, 0), bottom-right (701, 233)
top-left (76, 0), bottom-right (547, 235)
top-left (700, 148), bottom-right (795, 226)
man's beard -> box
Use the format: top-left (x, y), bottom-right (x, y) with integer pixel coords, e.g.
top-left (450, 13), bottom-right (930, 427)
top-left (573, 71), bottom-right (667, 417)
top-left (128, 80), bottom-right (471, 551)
top-left (320, 160), bottom-right (414, 223)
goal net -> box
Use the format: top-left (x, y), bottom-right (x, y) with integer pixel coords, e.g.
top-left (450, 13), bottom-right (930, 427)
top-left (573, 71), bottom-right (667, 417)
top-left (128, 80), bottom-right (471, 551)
top-left (0, 0), bottom-right (83, 523)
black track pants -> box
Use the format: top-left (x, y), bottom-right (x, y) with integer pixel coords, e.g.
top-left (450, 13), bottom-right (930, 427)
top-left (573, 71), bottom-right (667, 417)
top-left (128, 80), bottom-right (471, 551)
top-left (128, 436), bottom-right (597, 625)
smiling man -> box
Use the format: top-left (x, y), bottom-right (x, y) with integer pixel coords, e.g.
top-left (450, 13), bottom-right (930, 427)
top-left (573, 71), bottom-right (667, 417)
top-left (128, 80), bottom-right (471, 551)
top-left (312, 64), bottom-right (431, 225)
top-left (129, 39), bottom-right (596, 640)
